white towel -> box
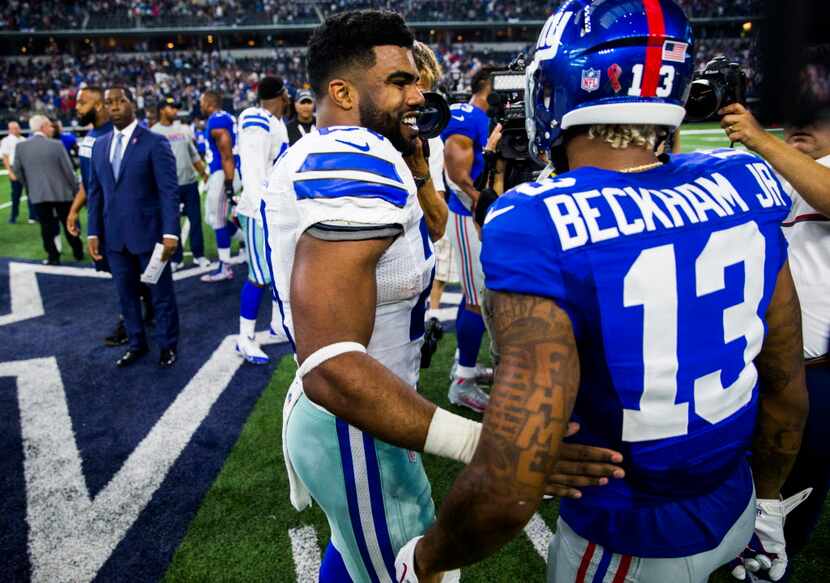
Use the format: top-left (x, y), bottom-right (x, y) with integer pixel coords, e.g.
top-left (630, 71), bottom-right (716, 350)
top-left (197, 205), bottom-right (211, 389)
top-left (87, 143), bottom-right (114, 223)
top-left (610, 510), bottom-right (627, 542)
top-left (282, 374), bottom-right (312, 511)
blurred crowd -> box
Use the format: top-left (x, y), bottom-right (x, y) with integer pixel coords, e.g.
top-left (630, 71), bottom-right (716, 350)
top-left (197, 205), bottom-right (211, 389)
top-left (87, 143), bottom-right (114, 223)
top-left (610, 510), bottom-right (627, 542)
top-left (1, 0), bottom-right (761, 30)
top-left (0, 33), bottom-right (759, 127)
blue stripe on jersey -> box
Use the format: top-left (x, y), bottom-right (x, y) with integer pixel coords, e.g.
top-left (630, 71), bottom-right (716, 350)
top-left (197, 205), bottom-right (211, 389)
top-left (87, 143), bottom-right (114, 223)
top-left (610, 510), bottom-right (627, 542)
top-left (336, 420), bottom-right (381, 583)
top-left (273, 142), bottom-right (289, 166)
top-left (418, 217), bottom-right (432, 260)
top-left (591, 547), bottom-right (612, 583)
top-left (242, 113), bottom-right (268, 122)
top-left (299, 152), bottom-right (403, 184)
top-left (294, 178), bottom-right (408, 208)
top-left (361, 433), bottom-right (398, 581)
top-left (242, 121), bottom-right (270, 132)
top-left (273, 143), bottom-right (289, 167)
top-left (260, 200), bottom-right (295, 352)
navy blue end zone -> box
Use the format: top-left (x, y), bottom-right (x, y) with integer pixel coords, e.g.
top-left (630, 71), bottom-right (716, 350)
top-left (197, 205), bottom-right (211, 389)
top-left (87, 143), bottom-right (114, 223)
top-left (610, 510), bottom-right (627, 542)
top-left (0, 258), bottom-right (290, 582)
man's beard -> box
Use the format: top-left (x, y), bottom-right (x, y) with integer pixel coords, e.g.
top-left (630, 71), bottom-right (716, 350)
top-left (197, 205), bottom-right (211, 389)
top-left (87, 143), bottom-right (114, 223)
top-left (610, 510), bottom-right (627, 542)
top-left (78, 109), bottom-right (97, 127)
top-left (359, 95), bottom-right (414, 156)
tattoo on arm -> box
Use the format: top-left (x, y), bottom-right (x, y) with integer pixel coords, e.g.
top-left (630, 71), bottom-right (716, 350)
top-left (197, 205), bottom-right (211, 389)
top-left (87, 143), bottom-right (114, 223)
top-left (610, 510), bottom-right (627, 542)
top-left (420, 291), bottom-right (580, 572)
top-left (753, 262), bottom-right (808, 499)
top-left (485, 292), bottom-right (580, 491)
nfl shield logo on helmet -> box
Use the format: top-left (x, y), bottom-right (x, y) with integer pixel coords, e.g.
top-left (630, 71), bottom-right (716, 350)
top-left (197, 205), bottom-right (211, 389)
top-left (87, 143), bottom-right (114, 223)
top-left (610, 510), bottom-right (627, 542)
top-left (581, 68), bottom-right (600, 92)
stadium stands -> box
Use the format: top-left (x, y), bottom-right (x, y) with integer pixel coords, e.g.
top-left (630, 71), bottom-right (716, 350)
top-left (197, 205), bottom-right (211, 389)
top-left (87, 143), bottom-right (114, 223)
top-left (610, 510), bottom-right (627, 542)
top-left (0, 32), bottom-right (759, 127)
top-left (0, 0), bottom-right (762, 126)
top-left (1, 0), bottom-right (760, 31)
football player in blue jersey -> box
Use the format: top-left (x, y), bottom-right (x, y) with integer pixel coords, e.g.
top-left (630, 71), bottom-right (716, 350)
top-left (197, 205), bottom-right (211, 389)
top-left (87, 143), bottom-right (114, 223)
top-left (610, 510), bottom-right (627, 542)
top-left (199, 90), bottom-right (242, 282)
top-left (263, 10), bottom-right (624, 583)
top-left (396, 2), bottom-right (809, 583)
top-left (441, 67), bottom-right (505, 413)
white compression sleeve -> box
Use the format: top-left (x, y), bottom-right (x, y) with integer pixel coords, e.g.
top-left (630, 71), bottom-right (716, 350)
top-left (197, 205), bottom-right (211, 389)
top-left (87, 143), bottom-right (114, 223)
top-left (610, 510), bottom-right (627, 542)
top-left (423, 408), bottom-right (482, 464)
top-left (297, 342), bottom-right (367, 378)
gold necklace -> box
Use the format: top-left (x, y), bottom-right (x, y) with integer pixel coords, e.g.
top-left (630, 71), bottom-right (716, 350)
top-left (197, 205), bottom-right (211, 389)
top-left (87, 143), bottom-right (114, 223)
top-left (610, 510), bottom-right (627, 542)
top-left (619, 161), bottom-right (663, 173)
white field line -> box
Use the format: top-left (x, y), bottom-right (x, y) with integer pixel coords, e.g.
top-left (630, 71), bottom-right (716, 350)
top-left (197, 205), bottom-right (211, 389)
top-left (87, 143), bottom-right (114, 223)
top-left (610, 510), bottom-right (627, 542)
top-left (524, 513), bottom-right (555, 562)
top-left (289, 526), bottom-right (322, 582)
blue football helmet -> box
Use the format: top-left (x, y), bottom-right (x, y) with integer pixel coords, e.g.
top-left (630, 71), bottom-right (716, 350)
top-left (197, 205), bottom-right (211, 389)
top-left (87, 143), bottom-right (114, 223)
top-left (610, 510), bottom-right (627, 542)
top-left (526, 0), bottom-right (695, 163)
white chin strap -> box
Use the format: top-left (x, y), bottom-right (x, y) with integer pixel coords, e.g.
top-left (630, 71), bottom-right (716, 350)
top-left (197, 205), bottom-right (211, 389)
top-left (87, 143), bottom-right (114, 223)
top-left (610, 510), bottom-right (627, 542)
top-left (297, 341), bottom-right (367, 378)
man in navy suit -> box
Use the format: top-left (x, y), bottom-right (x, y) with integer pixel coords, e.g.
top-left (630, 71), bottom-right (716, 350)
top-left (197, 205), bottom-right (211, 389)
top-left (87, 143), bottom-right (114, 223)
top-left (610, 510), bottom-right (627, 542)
top-left (87, 87), bottom-right (181, 368)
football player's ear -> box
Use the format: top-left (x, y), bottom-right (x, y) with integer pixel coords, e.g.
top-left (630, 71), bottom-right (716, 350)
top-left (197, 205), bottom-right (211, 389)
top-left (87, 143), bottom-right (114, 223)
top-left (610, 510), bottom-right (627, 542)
top-left (328, 79), bottom-right (355, 111)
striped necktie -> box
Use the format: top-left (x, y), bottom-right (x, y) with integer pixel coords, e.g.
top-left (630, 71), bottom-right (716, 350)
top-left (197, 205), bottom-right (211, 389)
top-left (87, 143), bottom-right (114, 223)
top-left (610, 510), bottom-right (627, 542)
top-left (112, 132), bottom-right (124, 181)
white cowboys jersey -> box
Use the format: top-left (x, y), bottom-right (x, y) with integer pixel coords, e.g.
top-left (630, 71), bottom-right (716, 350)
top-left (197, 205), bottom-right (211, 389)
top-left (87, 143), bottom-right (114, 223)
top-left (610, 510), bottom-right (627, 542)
top-left (237, 106), bottom-right (289, 219)
top-left (261, 126), bottom-right (435, 388)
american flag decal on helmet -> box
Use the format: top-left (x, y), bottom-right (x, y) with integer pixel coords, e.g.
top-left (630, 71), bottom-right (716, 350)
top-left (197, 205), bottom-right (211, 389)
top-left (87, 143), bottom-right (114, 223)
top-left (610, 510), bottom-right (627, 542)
top-left (662, 40), bottom-right (688, 63)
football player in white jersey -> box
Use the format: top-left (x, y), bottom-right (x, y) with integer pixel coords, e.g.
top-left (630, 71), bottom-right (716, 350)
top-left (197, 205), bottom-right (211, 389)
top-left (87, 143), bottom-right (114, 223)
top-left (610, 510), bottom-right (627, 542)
top-left (262, 11), bottom-right (624, 583)
top-left (262, 13), bottom-right (449, 580)
top-left (235, 76), bottom-right (291, 364)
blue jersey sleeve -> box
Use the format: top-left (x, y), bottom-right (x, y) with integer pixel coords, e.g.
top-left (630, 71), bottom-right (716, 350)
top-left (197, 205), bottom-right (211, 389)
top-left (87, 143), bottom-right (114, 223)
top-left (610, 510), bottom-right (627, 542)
top-left (481, 190), bottom-right (573, 305)
top-left (441, 105), bottom-right (480, 142)
top-left (208, 114), bottom-right (231, 135)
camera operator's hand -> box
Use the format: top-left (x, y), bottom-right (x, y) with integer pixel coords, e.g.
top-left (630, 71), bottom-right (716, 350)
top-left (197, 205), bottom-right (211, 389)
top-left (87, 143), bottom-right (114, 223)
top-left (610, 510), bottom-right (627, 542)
top-left (720, 103), bottom-right (773, 152)
top-left (485, 123), bottom-right (503, 153)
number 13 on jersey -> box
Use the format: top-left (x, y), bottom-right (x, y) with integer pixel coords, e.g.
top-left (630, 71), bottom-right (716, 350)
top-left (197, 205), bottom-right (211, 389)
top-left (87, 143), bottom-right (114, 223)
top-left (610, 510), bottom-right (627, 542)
top-left (616, 222), bottom-right (767, 443)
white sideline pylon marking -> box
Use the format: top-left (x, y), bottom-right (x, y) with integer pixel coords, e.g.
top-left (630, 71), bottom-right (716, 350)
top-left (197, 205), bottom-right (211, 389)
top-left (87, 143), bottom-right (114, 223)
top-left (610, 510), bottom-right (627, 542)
top-left (289, 525), bottom-right (322, 582)
top-left (0, 259), bottom-right (218, 328)
top-left (0, 262), bottom-right (110, 327)
top-left (0, 335), bottom-right (246, 583)
top-left (524, 513), bottom-right (554, 562)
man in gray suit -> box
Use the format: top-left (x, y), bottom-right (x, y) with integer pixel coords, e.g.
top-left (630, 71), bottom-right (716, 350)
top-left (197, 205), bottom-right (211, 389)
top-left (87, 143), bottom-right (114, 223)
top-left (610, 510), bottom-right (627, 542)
top-left (13, 114), bottom-right (84, 265)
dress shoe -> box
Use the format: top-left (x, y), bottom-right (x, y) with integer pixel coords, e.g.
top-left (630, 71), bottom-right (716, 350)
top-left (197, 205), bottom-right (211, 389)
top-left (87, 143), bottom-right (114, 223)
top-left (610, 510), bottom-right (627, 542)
top-left (159, 347), bottom-right (177, 368)
top-left (104, 319), bottom-right (129, 347)
top-left (42, 257), bottom-right (60, 266)
top-left (116, 348), bottom-right (148, 368)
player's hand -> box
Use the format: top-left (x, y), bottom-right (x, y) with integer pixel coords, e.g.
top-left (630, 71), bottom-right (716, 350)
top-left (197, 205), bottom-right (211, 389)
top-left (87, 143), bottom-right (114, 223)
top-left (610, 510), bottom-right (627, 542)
top-left (224, 179), bottom-right (236, 204)
top-left (396, 537), bottom-right (442, 583)
top-left (729, 489), bottom-right (812, 582)
top-left (719, 103), bottom-right (772, 152)
top-left (66, 210), bottom-right (80, 237)
top-left (404, 137), bottom-right (431, 183)
top-left (485, 123), bottom-right (503, 153)
top-left (160, 236), bottom-right (179, 262)
top-left (229, 205), bottom-right (241, 229)
top-left (8, 170), bottom-right (17, 182)
top-left (88, 237), bottom-right (103, 262)
top-left (545, 422), bottom-right (625, 499)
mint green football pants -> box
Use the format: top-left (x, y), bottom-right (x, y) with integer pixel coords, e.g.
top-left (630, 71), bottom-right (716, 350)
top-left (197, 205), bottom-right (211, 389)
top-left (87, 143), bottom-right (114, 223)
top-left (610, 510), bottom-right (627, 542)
top-left (286, 392), bottom-right (436, 583)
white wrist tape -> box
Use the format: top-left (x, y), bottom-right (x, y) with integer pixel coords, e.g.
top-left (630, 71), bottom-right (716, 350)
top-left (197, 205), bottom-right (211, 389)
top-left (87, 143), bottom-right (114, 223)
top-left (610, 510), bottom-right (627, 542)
top-left (423, 408), bottom-right (482, 464)
top-left (297, 342), bottom-right (367, 378)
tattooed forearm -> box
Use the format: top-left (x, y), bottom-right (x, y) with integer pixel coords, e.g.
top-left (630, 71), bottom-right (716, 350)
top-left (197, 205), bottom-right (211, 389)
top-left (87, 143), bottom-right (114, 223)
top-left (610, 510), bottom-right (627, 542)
top-left (418, 292), bottom-right (580, 573)
top-left (753, 263), bottom-right (808, 499)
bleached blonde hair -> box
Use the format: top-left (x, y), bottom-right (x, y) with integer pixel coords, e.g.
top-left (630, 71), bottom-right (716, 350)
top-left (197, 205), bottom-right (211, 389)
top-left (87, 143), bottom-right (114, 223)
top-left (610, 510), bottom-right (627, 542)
top-left (587, 124), bottom-right (665, 150)
top-left (412, 41), bottom-right (443, 91)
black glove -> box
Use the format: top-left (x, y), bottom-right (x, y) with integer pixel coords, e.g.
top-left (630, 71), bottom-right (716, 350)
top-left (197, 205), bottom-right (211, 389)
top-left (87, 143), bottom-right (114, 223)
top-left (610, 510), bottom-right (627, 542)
top-left (224, 179), bottom-right (236, 205)
top-left (474, 187), bottom-right (499, 228)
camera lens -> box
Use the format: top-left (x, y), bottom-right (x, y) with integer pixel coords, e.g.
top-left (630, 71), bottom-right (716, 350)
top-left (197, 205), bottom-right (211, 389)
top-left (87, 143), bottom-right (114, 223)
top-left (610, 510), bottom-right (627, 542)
top-left (414, 92), bottom-right (450, 139)
top-left (685, 79), bottom-right (723, 122)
